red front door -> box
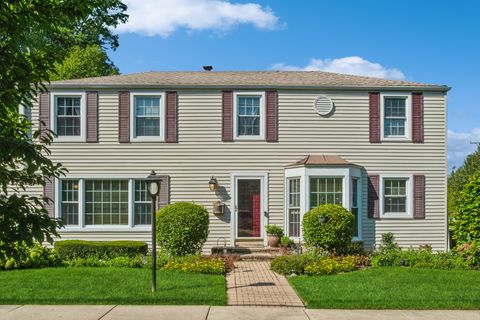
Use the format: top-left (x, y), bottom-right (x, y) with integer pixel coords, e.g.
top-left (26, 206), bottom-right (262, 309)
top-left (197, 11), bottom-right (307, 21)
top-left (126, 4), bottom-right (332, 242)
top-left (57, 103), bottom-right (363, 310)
top-left (237, 179), bottom-right (261, 237)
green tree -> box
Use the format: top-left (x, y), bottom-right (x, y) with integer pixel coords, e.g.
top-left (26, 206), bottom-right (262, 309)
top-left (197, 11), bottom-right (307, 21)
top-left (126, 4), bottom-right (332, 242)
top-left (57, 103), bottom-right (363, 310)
top-left (0, 0), bottom-right (127, 260)
top-left (452, 172), bottom-right (480, 247)
top-left (50, 45), bottom-right (119, 81)
top-left (448, 146), bottom-right (480, 215)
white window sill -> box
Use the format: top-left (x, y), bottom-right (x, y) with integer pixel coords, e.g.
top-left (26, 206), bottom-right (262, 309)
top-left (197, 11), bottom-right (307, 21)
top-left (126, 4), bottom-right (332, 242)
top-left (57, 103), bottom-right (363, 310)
top-left (234, 136), bottom-right (265, 141)
top-left (130, 137), bottom-right (165, 142)
top-left (379, 214), bottom-right (413, 220)
top-left (381, 136), bottom-right (411, 142)
top-left (54, 137), bottom-right (86, 143)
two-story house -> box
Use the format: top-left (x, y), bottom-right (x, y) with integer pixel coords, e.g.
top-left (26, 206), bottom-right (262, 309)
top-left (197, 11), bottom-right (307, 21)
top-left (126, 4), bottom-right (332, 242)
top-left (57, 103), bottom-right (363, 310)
top-left (30, 71), bottom-right (449, 250)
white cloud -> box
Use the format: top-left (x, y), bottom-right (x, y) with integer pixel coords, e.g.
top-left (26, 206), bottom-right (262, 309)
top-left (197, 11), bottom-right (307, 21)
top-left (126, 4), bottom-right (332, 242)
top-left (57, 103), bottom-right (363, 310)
top-left (271, 56), bottom-right (406, 80)
top-left (448, 128), bottom-right (480, 171)
top-left (117, 0), bottom-right (279, 37)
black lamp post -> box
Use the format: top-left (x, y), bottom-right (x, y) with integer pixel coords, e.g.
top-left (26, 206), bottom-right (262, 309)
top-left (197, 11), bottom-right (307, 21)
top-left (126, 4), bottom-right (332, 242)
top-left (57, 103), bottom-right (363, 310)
top-left (146, 170), bottom-right (161, 293)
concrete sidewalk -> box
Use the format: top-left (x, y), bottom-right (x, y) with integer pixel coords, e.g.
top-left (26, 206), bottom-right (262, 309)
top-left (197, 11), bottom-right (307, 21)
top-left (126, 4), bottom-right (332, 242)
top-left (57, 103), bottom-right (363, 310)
top-left (1, 305), bottom-right (479, 320)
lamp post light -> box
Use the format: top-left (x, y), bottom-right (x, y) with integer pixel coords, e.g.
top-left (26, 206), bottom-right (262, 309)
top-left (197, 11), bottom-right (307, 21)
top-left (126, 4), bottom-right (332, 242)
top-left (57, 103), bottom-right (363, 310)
top-left (146, 170), bottom-right (161, 293)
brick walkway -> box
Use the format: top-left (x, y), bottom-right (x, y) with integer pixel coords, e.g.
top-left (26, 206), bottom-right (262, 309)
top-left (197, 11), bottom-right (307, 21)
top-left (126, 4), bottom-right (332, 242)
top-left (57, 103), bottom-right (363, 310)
top-left (226, 260), bottom-right (304, 307)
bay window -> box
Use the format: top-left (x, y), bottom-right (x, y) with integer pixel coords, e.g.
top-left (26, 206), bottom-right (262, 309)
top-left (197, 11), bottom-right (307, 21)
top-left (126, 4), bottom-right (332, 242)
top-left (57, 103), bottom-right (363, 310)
top-left (287, 177), bottom-right (301, 237)
top-left (60, 179), bottom-right (79, 225)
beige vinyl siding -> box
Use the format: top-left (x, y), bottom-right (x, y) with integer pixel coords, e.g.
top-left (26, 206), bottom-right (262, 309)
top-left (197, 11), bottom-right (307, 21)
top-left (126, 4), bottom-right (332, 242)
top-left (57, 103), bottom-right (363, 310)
top-left (31, 89), bottom-right (447, 251)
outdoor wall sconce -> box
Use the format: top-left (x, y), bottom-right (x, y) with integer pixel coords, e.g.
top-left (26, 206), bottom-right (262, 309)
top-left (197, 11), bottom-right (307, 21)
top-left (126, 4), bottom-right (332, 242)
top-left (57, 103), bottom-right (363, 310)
top-left (213, 201), bottom-right (225, 215)
top-left (319, 215), bottom-right (329, 224)
top-left (209, 176), bottom-right (218, 191)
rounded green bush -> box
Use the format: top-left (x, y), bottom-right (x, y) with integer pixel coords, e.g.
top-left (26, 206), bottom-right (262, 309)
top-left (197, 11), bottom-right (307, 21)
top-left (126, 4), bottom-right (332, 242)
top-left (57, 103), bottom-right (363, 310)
top-left (156, 202), bottom-right (209, 256)
top-left (302, 204), bottom-right (355, 251)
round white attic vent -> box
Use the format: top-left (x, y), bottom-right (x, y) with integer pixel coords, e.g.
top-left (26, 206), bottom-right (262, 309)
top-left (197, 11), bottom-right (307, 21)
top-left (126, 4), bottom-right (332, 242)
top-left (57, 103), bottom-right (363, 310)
top-left (314, 95), bottom-right (334, 116)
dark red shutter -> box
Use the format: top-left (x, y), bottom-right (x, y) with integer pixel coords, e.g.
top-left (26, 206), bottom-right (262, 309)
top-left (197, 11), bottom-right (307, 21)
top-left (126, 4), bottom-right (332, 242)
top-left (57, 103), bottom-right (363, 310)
top-left (39, 92), bottom-right (50, 139)
top-left (412, 93), bottom-right (424, 143)
top-left (118, 91), bottom-right (130, 143)
top-left (413, 175), bottom-right (426, 219)
top-left (43, 176), bottom-right (55, 218)
top-left (222, 91), bottom-right (234, 142)
top-left (369, 92), bottom-right (381, 143)
top-left (86, 91), bottom-right (98, 142)
top-left (157, 176), bottom-right (170, 209)
top-left (266, 91), bottom-right (278, 142)
top-left (165, 92), bottom-right (178, 143)
top-left (368, 175), bottom-right (380, 219)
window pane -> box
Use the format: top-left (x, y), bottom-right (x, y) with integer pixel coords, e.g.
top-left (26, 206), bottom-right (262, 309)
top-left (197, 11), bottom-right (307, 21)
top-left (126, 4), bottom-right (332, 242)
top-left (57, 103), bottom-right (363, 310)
top-left (56, 97), bottom-right (81, 137)
top-left (384, 119), bottom-right (405, 137)
top-left (385, 98), bottom-right (406, 117)
top-left (384, 97), bottom-right (406, 137)
top-left (85, 179), bottom-right (129, 225)
top-left (237, 96), bottom-right (261, 136)
top-left (134, 180), bottom-right (152, 225)
top-left (384, 178), bottom-right (408, 214)
top-left (135, 96), bottom-right (161, 137)
top-left (310, 177), bottom-right (343, 208)
top-left (61, 179), bottom-right (79, 225)
top-left (287, 178), bottom-right (301, 237)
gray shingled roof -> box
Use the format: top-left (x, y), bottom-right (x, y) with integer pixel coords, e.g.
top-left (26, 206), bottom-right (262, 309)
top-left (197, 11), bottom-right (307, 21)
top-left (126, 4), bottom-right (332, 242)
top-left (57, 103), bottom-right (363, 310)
top-left (49, 71), bottom-right (449, 91)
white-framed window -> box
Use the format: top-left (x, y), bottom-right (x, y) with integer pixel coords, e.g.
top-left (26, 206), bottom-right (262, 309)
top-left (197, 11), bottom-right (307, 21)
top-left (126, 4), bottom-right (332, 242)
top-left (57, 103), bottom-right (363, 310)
top-left (351, 177), bottom-right (359, 238)
top-left (134, 180), bottom-right (152, 225)
top-left (130, 92), bottom-right (165, 141)
top-left (380, 175), bottom-right (413, 218)
top-left (60, 179), bottom-right (79, 226)
top-left (57, 177), bottom-right (158, 229)
top-left (50, 92), bottom-right (86, 141)
top-left (234, 92), bottom-right (265, 140)
top-left (309, 177), bottom-right (343, 208)
top-left (287, 177), bottom-right (301, 238)
top-left (19, 105), bottom-right (32, 138)
top-left (381, 93), bottom-right (411, 141)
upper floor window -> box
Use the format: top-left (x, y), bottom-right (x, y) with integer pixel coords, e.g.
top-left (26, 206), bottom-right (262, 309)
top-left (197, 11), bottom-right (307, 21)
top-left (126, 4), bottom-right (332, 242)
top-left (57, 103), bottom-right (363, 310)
top-left (234, 92), bottom-right (264, 140)
top-left (381, 176), bottom-right (412, 218)
top-left (381, 93), bottom-right (411, 140)
top-left (131, 93), bottom-right (165, 141)
top-left (51, 92), bottom-right (86, 141)
top-left (19, 105), bottom-right (32, 138)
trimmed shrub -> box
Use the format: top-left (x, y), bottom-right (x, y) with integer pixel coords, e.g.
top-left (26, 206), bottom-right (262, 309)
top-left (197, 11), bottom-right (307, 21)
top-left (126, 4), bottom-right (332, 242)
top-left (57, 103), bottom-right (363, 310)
top-left (63, 255), bottom-right (145, 268)
top-left (162, 255), bottom-right (226, 275)
top-left (371, 248), bottom-right (468, 269)
top-left (271, 254), bottom-right (311, 275)
top-left (54, 240), bottom-right (148, 260)
top-left (456, 241), bottom-right (480, 267)
top-left (302, 204), bottom-right (355, 251)
top-left (0, 243), bottom-right (60, 270)
top-left (304, 256), bottom-right (358, 275)
top-left (156, 202), bottom-right (209, 256)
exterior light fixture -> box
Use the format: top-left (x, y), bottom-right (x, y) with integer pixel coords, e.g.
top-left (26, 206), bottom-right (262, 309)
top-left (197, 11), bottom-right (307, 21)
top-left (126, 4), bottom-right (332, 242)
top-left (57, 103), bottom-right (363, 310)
top-left (319, 215), bottom-right (329, 224)
top-left (146, 170), bottom-right (161, 293)
top-left (209, 176), bottom-right (218, 191)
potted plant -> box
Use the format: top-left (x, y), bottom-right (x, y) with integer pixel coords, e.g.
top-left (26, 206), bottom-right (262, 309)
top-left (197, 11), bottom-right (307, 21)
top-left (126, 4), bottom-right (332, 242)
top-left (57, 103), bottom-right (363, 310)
top-left (279, 235), bottom-right (293, 254)
top-left (265, 224), bottom-right (284, 248)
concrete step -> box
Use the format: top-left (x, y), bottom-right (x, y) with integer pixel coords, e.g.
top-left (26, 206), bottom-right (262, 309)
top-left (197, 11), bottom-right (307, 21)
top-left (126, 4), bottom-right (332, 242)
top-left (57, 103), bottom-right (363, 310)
top-left (211, 246), bottom-right (280, 255)
top-left (238, 253), bottom-right (281, 261)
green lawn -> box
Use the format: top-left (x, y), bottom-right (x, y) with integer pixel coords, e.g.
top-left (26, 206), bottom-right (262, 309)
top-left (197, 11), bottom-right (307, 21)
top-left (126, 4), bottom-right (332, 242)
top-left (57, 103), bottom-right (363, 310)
top-left (289, 267), bottom-right (480, 309)
top-left (0, 267), bottom-right (226, 305)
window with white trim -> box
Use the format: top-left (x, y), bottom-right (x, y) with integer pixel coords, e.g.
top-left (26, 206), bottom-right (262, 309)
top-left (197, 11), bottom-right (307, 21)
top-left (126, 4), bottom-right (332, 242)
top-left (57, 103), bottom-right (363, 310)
top-left (134, 96), bottom-right (161, 138)
top-left (85, 180), bottom-right (129, 225)
top-left (134, 180), bottom-right (151, 225)
top-left (383, 97), bottom-right (407, 137)
top-left (287, 177), bottom-right (301, 237)
top-left (383, 178), bottom-right (410, 216)
top-left (60, 179), bottom-right (79, 225)
top-left (310, 177), bottom-right (343, 208)
top-left (351, 177), bottom-right (359, 237)
top-left (55, 96), bottom-right (82, 137)
top-left (234, 93), bottom-right (264, 139)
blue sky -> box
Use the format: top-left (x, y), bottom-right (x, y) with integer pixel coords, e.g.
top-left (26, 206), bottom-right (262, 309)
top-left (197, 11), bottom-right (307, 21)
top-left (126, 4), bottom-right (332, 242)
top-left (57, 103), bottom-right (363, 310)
top-left (109, 0), bottom-right (480, 170)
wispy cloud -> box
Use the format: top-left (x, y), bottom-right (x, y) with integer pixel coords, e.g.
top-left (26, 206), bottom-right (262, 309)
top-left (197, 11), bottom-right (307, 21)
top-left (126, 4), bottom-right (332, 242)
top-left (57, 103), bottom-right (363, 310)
top-left (271, 56), bottom-right (406, 80)
top-left (117, 0), bottom-right (280, 37)
top-left (448, 128), bottom-right (480, 171)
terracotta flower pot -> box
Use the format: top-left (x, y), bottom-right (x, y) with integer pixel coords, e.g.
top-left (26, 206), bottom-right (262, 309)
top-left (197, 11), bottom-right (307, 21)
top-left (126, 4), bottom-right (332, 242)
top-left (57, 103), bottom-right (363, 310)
top-left (267, 234), bottom-right (280, 248)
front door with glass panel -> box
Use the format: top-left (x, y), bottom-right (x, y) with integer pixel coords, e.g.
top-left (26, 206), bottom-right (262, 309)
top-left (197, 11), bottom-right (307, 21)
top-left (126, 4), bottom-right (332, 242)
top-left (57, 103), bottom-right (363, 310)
top-left (236, 179), bottom-right (262, 238)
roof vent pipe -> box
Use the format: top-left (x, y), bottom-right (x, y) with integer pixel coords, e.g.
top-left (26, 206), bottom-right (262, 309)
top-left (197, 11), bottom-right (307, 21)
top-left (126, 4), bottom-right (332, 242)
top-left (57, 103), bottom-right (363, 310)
top-left (203, 66), bottom-right (213, 71)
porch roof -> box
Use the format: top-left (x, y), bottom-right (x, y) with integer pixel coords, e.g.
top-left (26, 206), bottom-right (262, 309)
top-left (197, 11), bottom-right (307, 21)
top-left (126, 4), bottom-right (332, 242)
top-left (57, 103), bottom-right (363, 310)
top-left (286, 155), bottom-right (359, 168)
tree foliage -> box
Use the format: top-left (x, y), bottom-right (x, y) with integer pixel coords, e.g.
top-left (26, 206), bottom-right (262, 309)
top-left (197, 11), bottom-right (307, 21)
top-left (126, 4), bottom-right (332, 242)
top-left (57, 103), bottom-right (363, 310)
top-left (50, 45), bottom-right (120, 81)
top-left (0, 0), bottom-right (127, 260)
top-left (452, 172), bottom-right (480, 244)
top-left (448, 146), bottom-right (480, 214)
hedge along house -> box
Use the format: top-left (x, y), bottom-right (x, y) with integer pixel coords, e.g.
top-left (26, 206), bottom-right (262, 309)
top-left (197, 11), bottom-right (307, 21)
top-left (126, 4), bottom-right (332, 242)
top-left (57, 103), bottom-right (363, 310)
top-left (28, 71), bottom-right (450, 251)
